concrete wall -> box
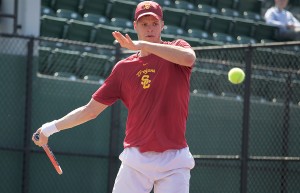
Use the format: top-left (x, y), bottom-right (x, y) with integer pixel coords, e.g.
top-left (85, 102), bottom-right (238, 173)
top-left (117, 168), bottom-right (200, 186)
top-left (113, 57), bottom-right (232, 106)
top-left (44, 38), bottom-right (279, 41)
top-left (0, 0), bottom-right (40, 36)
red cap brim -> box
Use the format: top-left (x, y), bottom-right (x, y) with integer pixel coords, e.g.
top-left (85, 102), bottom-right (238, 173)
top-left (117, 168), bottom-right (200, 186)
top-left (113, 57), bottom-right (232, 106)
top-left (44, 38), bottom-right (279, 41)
top-left (136, 12), bottom-right (161, 21)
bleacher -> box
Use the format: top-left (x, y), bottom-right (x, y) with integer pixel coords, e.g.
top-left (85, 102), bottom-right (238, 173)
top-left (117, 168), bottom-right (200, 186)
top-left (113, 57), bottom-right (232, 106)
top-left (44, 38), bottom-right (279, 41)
top-left (40, 0), bottom-right (283, 46)
top-left (38, 0), bottom-right (271, 75)
top-left (39, 0), bottom-right (300, 46)
top-left (38, 0), bottom-right (300, 105)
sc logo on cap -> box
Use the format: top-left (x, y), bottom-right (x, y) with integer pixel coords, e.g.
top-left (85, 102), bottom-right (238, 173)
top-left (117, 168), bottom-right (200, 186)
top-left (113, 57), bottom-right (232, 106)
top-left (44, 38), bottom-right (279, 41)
top-left (142, 3), bottom-right (152, 9)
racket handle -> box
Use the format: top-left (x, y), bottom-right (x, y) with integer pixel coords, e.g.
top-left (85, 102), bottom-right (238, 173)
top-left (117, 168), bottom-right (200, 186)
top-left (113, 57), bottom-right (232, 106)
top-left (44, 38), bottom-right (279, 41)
top-left (34, 133), bottom-right (40, 141)
top-left (34, 133), bottom-right (63, 175)
top-left (42, 145), bottom-right (63, 175)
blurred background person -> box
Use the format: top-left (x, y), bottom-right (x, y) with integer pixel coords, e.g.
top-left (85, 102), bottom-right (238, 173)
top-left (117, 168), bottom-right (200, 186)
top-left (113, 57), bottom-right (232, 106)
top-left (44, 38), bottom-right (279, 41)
top-left (264, 0), bottom-right (300, 41)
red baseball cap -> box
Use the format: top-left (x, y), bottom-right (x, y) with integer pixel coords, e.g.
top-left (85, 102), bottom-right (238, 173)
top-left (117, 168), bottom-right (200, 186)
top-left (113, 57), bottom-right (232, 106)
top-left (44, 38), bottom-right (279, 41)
top-left (134, 1), bottom-right (163, 21)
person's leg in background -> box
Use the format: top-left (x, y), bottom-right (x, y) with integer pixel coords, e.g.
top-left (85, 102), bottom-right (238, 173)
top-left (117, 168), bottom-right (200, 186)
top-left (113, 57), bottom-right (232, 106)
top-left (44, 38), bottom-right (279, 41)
top-left (277, 30), bottom-right (300, 41)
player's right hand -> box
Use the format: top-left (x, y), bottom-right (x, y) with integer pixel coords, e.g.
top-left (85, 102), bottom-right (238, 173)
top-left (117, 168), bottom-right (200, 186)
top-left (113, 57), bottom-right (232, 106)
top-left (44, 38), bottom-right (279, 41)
top-left (112, 31), bottom-right (141, 51)
top-left (32, 128), bottom-right (48, 147)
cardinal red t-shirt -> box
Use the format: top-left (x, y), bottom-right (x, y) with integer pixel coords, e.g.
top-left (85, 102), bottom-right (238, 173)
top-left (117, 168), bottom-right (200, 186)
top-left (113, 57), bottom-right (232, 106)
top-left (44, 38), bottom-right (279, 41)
top-left (92, 39), bottom-right (193, 152)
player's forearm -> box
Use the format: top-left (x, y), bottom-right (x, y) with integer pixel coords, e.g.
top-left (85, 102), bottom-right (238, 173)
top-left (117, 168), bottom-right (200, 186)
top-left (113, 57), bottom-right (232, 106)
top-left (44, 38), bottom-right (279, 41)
top-left (55, 102), bottom-right (107, 131)
top-left (55, 106), bottom-right (96, 131)
top-left (140, 41), bottom-right (196, 67)
top-left (51, 99), bottom-right (107, 132)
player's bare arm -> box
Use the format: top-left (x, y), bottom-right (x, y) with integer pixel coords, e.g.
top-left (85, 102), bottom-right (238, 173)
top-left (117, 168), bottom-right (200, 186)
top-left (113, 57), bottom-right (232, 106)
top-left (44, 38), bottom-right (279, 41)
top-left (138, 41), bottom-right (196, 67)
top-left (32, 99), bottom-right (107, 147)
top-left (56, 99), bottom-right (107, 131)
top-left (112, 31), bottom-right (196, 67)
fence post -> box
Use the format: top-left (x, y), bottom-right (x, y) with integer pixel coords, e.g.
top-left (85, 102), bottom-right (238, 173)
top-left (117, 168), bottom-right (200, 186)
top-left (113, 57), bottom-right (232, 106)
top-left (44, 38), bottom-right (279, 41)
top-left (240, 46), bottom-right (253, 193)
top-left (13, 0), bottom-right (19, 33)
top-left (21, 37), bottom-right (34, 193)
top-left (280, 71), bottom-right (293, 193)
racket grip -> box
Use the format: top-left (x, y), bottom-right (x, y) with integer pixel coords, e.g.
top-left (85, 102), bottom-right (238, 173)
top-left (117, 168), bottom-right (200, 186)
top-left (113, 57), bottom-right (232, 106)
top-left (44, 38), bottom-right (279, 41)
top-left (34, 133), bottom-right (48, 148)
top-left (34, 133), bottom-right (40, 141)
top-left (34, 133), bottom-right (47, 148)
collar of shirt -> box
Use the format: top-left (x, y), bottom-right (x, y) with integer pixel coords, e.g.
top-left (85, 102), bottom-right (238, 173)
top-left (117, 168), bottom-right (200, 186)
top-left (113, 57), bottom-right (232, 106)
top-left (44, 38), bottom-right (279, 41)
top-left (274, 6), bottom-right (286, 13)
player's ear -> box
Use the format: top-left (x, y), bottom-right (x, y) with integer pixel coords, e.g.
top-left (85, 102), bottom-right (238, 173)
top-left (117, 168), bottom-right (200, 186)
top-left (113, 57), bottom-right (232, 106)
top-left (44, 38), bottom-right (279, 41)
top-left (161, 20), bottom-right (164, 31)
top-left (133, 21), bottom-right (137, 31)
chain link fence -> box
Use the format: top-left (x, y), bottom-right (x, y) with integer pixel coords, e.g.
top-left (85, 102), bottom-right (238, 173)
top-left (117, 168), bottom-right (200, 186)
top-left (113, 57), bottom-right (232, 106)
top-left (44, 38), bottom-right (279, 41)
top-left (0, 33), bottom-right (299, 193)
top-left (189, 43), bottom-right (300, 193)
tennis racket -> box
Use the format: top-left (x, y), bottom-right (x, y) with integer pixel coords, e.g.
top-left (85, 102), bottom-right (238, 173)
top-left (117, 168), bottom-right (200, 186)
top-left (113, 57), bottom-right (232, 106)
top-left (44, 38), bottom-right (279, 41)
top-left (34, 133), bottom-right (63, 175)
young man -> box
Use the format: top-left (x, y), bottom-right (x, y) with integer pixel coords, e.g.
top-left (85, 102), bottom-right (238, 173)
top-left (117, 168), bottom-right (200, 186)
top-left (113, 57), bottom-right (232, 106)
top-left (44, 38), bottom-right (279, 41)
top-left (33, 1), bottom-right (196, 192)
top-left (264, 0), bottom-right (300, 41)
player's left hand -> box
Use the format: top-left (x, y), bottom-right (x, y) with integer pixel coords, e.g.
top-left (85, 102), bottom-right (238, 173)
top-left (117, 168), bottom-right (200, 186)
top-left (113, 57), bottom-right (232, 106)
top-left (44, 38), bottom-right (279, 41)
top-left (112, 31), bottom-right (141, 50)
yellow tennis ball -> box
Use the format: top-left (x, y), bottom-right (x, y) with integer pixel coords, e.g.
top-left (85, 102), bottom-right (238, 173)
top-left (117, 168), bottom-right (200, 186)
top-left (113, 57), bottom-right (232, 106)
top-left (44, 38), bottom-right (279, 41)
top-left (228, 68), bottom-right (245, 84)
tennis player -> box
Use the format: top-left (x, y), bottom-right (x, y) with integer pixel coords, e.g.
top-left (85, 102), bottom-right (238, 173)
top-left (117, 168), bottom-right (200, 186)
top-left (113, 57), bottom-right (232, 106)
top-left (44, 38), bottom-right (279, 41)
top-left (32, 1), bottom-right (196, 192)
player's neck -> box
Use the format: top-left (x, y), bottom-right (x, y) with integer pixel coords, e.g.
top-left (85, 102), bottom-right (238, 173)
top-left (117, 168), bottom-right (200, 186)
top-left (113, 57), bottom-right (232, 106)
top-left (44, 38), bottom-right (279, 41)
top-left (275, 5), bottom-right (285, 11)
top-left (138, 51), bottom-right (151, 57)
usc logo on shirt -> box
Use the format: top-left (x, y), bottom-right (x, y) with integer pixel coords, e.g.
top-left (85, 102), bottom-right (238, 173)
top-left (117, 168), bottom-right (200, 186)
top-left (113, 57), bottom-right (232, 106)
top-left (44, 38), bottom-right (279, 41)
top-left (136, 68), bottom-right (155, 89)
top-left (141, 75), bottom-right (151, 89)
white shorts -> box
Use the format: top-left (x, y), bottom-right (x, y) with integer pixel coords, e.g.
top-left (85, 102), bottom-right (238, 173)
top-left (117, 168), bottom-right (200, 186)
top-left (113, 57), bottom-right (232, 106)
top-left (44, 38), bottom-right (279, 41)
top-left (112, 147), bottom-right (195, 193)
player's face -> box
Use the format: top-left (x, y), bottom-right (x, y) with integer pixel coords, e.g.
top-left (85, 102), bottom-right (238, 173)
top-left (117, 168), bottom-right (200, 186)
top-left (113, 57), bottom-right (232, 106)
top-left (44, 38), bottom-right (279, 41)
top-left (134, 15), bottom-right (164, 43)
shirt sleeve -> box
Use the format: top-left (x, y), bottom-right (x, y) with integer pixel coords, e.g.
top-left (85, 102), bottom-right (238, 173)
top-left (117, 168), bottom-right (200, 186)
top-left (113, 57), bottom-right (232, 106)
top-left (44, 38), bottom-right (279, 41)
top-left (92, 63), bottom-right (122, 106)
top-left (173, 39), bottom-right (192, 48)
top-left (172, 39), bottom-right (194, 69)
top-left (290, 12), bottom-right (300, 27)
